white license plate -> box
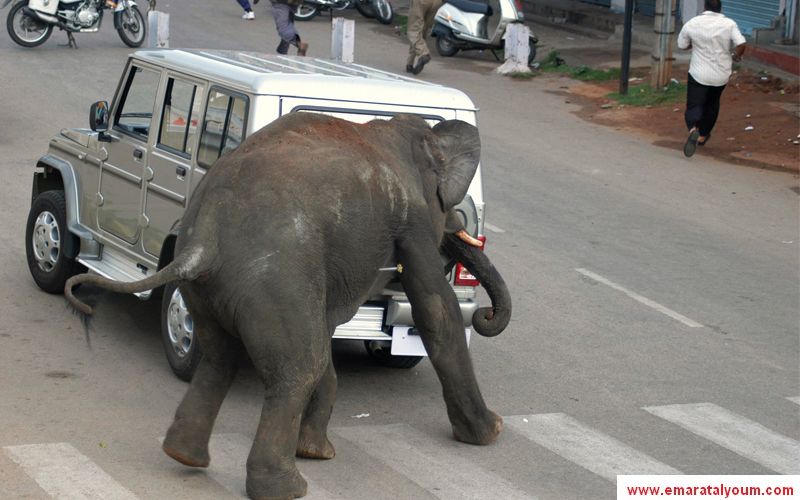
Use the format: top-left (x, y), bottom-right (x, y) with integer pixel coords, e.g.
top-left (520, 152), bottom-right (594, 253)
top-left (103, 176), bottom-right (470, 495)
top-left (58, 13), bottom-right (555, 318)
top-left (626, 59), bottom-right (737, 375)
top-left (390, 326), bottom-right (471, 357)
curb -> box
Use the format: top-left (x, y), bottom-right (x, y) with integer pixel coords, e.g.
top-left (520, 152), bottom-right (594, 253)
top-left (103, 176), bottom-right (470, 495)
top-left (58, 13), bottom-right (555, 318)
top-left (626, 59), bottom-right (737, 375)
top-left (745, 45), bottom-right (800, 76)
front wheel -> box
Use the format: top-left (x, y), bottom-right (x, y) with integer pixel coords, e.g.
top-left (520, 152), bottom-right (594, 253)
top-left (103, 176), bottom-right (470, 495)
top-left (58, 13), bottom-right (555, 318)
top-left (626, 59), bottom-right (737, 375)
top-left (528, 39), bottom-right (537, 65)
top-left (354, 0), bottom-right (375, 18)
top-left (371, 0), bottom-right (392, 24)
top-left (6, 1), bottom-right (53, 48)
top-left (436, 33), bottom-right (459, 57)
top-left (162, 283), bottom-right (203, 381)
top-left (25, 191), bottom-right (85, 293)
top-left (294, 3), bottom-right (318, 21)
top-left (117, 5), bottom-right (146, 47)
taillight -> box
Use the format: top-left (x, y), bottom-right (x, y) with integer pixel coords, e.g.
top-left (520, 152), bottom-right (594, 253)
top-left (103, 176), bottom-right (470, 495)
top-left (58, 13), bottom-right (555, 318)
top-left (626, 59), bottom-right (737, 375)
top-left (515, 0), bottom-right (523, 11)
top-left (453, 236), bottom-right (486, 287)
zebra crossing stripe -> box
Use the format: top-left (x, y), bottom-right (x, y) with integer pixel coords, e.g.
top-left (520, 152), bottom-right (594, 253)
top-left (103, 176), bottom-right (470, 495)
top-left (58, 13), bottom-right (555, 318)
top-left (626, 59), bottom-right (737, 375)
top-left (159, 434), bottom-right (338, 500)
top-left (332, 423), bottom-right (537, 500)
top-left (643, 403), bottom-right (800, 475)
top-left (787, 397), bottom-right (800, 405)
top-left (505, 414), bottom-right (681, 483)
top-left (3, 443), bottom-right (140, 500)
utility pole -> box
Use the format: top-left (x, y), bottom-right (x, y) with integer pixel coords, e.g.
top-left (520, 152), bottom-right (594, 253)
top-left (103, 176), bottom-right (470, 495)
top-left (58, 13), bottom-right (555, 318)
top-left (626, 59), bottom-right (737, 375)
top-left (651, 0), bottom-right (676, 89)
top-left (619, 0), bottom-right (635, 95)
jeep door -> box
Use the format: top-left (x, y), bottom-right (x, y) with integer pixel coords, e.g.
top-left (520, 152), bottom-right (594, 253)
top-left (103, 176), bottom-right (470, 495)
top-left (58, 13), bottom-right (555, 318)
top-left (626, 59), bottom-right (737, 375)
top-left (142, 74), bottom-right (205, 259)
top-left (99, 63), bottom-right (161, 244)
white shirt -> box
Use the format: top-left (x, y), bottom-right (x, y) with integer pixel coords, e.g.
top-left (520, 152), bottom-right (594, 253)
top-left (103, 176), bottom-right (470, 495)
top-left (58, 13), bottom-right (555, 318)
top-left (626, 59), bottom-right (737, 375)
top-left (678, 11), bottom-right (747, 87)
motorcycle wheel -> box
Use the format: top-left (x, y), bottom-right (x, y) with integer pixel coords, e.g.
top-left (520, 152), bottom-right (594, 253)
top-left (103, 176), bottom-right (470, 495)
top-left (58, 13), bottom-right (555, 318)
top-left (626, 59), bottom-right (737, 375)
top-left (354, 0), bottom-right (375, 18)
top-left (435, 34), bottom-right (459, 57)
top-left (6, 0), bottom-right (53, 48)
top-left (117, 5), bottom-right (146, 47)
top-left (528, 39), bottom-right (537, 65)
top-left (294, 3), bottom-right (318, 21)
top-left (372, 0), bottom-right (392, 24)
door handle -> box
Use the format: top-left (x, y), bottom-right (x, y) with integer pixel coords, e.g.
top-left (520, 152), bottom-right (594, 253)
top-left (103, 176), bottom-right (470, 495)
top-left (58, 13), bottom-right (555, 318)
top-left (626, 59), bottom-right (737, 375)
top-left (133, 149), bottom-right (143, 159)
top-left (176, 167), bottom-right (187, 177)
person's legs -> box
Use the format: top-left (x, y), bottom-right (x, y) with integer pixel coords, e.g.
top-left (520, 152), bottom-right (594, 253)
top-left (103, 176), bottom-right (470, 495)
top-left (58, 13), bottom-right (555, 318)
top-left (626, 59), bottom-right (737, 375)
top-left (684, 73), bottom-right (708, 132)
top-left (272, 3), bottom-right (304, 55)
top-left (236, 0), bottom-right (252, 10)
top-left (697, 83), bottom-right (726, 139)
top-left (406, 0), bottom-right (426, 67)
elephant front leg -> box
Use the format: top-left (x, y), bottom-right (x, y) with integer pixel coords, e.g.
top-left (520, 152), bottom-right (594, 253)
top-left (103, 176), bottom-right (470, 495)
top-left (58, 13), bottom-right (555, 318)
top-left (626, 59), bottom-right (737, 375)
top-left (398, 238), bottom-right (503, 446)
top-left (297, 355), bottom-right (337, 459)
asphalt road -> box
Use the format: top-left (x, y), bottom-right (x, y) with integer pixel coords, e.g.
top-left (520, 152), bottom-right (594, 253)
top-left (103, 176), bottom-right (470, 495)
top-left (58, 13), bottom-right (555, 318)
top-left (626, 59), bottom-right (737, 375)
top-left (0, 2), bottom-right (798, 499)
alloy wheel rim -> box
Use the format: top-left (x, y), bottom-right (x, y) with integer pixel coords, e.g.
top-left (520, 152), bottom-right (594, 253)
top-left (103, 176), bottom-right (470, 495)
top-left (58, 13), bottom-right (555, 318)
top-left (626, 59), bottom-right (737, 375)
top-left (374, 0), bottom-right (389, 18)
top-left (32, 211), bottom-right (60, 273)
top-left (122, 10), bottom-right (143, 42)
top-left (13, 10), bottom-right (49, 43)
top-left (167, 287), bottom-right (194, 358)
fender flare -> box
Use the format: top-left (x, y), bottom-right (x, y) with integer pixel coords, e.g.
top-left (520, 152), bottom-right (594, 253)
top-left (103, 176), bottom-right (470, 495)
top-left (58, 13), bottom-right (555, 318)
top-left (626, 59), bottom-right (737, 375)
top-left (34, 155), bottom-right (93, 258)
top-left (430, 22), bottom-right (453, 38)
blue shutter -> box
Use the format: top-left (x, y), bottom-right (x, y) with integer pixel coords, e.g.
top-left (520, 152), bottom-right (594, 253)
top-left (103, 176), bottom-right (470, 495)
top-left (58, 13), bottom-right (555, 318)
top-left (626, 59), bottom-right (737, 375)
top-left (636, 0), bottom-right (681, 18)
top-left (723, 0), bottom-right (781, 35)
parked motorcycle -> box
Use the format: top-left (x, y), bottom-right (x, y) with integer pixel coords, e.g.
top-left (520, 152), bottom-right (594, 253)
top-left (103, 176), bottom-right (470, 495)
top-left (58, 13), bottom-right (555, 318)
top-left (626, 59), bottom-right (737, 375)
top-left (431, 0), bottom-right (537, 64)
top-left (295, 0), bottom-right (392, 25)
top-left (3, 0), bottom-right (145, 48)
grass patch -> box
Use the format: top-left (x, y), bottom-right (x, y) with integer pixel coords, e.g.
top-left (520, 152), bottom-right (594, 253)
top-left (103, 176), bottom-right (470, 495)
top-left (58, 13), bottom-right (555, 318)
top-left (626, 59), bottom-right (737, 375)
top-left (606, 80), bottom-right (687, 107)
top-left (537, 51), bottom-right (620, 82)
top-left (511, 71), bottom-right (535, 79)
top-left (394, 14), bottom-right (408, 34)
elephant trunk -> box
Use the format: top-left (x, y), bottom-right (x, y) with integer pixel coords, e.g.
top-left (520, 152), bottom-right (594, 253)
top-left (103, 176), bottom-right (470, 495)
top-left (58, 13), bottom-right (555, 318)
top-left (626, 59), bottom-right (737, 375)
top-left (444, 233), bottom-right (511, 337)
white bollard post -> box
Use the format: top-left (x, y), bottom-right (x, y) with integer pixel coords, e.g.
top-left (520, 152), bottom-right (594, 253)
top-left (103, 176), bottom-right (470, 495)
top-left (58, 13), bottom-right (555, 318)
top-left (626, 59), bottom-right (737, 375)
top-left (494, 24), bottom-right (531, 75)
top-left (147, 11), bottom-right (169, 48)
top-left (331, 17), bottom-right (355, 63)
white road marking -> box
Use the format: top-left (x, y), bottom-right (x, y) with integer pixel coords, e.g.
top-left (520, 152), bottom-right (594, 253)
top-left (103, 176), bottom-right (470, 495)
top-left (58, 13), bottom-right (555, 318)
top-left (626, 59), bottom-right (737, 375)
top-left (505, 414), bottom-right (681, 483)
top-left (159, 434), bottom-right (336, 499)
top-left (575, 268), bottom-right (704, 328)
top-left (787, 397), bottom-right (800, 405)
top-left (3, 443), bottom-right (140, 500)
top-left (644, 403), bottom-right (800, 475)
top-left (484, 222), bottom-right (506, 234)
top-left (333, 423), bottom-right (537, 500)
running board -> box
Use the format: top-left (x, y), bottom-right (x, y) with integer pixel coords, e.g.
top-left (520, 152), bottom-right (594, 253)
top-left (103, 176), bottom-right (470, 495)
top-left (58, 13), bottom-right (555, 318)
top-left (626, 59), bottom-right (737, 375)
top-left (332, 305), bottom-right (391, 341)
top-left (76, 247), bottom-right (155, 299)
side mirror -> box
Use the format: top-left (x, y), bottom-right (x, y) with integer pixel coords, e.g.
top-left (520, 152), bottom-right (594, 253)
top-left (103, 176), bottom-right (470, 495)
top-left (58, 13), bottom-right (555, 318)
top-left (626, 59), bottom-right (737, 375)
top-left (90, 101), bottom-right (109, 133)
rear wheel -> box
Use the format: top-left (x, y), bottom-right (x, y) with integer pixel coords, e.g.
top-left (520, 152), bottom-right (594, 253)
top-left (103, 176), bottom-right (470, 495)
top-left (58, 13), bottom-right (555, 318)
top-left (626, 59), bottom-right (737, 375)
top-left (6, 1), bottom-right (53, 48)
top-left (25, 191), bottom-right (85, 293)
top-left (354, 0), bottom-right (375, 18)
top-left (117, 5), bottom-right (146, 47)
top-left (294, 3), bottom-right (318, 21)
top-left (371, 0), bottom-right (393, 24)
top-left (162, 282), bottom-right (203, 381)
top-left (436, 33), bottom-right (459, 57)
top-left (528, 38), bottom-right (537, 65)
top-left (364, 340), bottom-right (423, 369)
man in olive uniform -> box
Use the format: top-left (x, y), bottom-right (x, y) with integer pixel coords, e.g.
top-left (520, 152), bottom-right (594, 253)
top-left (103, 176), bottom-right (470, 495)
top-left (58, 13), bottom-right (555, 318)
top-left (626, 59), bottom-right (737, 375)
top-left (270, 0), bottom-right (309, 55)
top-left (406, 0), bottom-right (441, 74)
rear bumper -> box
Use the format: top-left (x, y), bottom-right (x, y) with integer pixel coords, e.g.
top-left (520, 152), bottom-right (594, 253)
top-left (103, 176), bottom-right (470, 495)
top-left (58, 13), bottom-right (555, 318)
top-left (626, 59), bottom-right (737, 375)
top-left (331, 298), bottom-right (479, 341)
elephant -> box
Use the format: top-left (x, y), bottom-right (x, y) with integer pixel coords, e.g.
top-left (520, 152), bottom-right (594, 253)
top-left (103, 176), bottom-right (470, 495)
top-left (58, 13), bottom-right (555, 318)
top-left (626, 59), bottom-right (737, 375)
top-left (65, 112), bottom-right (512, 500)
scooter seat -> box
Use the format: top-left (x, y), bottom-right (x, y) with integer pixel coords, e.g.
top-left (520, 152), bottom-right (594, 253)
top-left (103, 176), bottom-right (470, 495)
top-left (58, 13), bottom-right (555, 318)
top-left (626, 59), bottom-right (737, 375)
top-left (443, 0), bottom-right (493, 16)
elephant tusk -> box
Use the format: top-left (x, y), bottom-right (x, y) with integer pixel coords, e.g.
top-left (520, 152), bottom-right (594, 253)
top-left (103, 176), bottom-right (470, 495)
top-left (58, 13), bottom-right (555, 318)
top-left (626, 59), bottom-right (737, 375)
top-left (456, 230), bottom-right (483, 248)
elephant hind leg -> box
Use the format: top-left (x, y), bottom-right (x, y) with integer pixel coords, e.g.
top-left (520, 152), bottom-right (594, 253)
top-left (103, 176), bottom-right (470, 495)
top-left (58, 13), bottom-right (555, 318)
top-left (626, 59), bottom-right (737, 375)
top-left (297, 353), bottom-right (337, 459)
top-left (163, 311), bottom-right (244, 468)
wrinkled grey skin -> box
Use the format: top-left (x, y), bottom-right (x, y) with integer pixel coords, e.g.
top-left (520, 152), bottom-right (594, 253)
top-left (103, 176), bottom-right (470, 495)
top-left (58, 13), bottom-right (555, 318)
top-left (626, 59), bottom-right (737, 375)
top-left (66, 113), bottom-right (512, 500)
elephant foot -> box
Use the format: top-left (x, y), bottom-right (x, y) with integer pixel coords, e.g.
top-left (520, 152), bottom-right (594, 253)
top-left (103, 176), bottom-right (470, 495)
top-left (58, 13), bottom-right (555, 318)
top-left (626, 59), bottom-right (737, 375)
top-left (162, 424), bottom-right (210, 468)
top-left (296, 427), bottom-right (336, 459)
top-left (452, 411), bottom-right (503, 446)
top-left (246, 469), bottom-right (308, 500)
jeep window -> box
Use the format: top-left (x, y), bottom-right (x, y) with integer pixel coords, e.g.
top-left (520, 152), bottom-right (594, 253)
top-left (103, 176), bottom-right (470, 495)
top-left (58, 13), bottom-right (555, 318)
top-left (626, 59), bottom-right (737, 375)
top-left (197, 89), bottom-right (249, 168)
top-left (114, 65), bottom-right (160, 140)
top-left (158, 78), bottom-right (202, 157)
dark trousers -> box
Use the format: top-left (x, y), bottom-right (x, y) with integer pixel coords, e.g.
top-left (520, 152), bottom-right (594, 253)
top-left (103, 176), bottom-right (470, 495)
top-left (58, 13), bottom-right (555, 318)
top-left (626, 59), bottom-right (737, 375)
top-left (236, 0), bottom-right (252, 10)
top-left (272, 3), bottom-right (300, 54)
top-left (685, 73), bottom-right (726, 137)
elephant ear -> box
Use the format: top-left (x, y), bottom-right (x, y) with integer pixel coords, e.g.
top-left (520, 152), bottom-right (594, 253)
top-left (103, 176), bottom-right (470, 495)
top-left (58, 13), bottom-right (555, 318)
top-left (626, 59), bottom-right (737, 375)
top-left (414, 120), bottom-right (481, 211)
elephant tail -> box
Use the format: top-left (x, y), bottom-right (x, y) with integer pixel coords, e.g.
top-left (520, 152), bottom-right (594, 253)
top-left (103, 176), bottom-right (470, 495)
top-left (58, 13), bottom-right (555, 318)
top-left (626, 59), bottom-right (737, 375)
top-left (65, 242), bottom-right (213, 316)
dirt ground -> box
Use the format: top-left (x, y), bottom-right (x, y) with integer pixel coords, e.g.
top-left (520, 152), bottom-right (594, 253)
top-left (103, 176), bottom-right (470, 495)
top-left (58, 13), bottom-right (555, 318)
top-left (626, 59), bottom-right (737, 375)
top-left (550, 65), bottom-right (800, 172)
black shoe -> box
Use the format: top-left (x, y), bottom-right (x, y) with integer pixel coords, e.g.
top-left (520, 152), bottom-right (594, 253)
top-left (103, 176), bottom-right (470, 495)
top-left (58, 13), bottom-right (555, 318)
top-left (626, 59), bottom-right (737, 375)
top-left (684, 129), bottom-right (700, 157)
top-left (406, 64), bottom-right (413, 73)
top-left (698, 133), bottom-right (711, 146)
top-left (413, 55), bottom-right (430, 75)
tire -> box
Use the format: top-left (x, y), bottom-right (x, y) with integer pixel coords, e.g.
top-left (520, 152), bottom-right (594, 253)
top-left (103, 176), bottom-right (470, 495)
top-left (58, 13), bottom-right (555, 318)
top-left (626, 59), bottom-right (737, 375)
top-left (354, 0), bottom-right (375, 19)
top-left (364, 340), bottom-right (423, 369)
top-left (6, 1), bottom-right (53, 48)
top-left (294, 3), bottom-right (318, 21)
top-left (371, 0), bottom-right (392, 24)
top-left (436, 33), bottom-right (459, 57)
top-left (25, 191), bottom-right (85, 294)
top-left (162, 282), bottom-right (203, 381)
top-left (117, 5), bottom-right (146, 47)
top-left (528, 39), bottom-right (537, 65)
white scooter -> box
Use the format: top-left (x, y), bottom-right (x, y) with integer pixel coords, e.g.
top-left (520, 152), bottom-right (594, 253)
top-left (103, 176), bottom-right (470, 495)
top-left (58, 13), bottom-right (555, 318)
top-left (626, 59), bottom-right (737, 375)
top-left (431, 0), bottom-right (537, 64)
